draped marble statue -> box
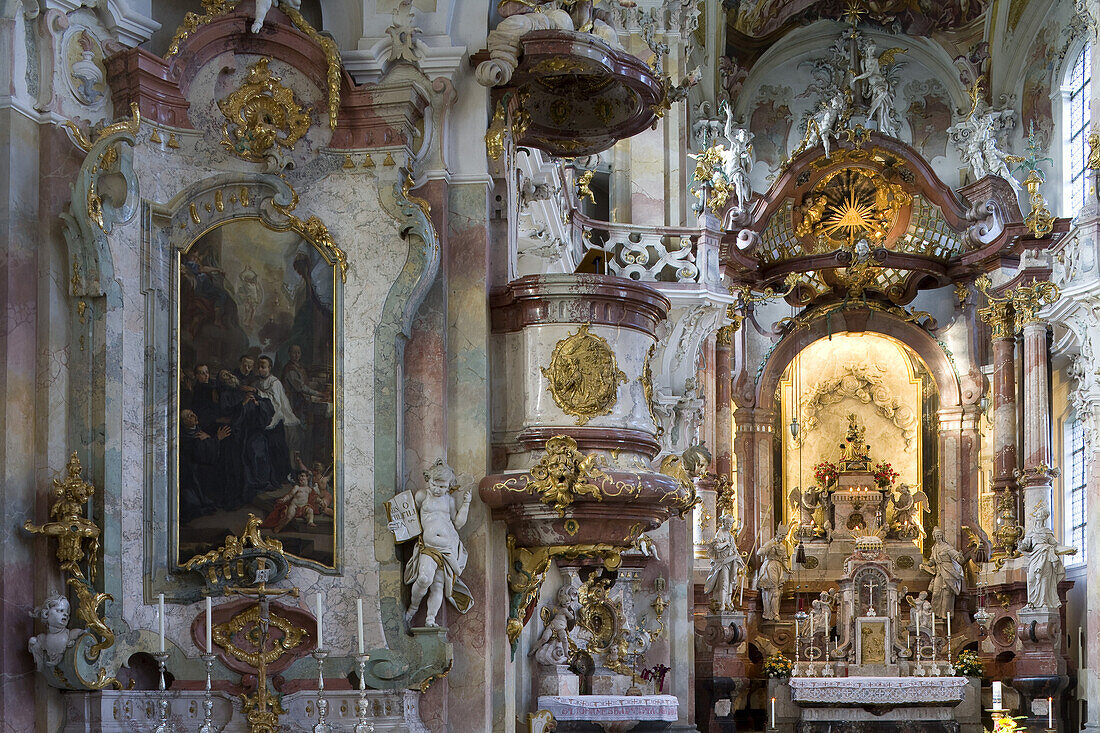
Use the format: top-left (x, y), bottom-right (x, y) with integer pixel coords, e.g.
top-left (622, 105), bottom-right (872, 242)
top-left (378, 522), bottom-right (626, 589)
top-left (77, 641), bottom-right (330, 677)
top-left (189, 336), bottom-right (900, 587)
top-left (704, 513), bottom-right (745, 611)
top-left (920, 526), bottom-right (965, 618)
top-left (754, 524), bottom-right (790, 621)
top-left (1019, 503), bottom-right (1077, 609)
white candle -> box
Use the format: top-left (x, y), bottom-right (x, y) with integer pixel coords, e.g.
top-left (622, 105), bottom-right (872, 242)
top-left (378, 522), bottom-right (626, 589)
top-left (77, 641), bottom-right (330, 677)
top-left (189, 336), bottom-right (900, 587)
top-left (993, 680), bottom-right (1003, 709)
top-left (1048, 696), bottom-right (1053, 728)
top-left (915, 615), bottom-right (921, 657)
top-left (795, 618), bottom-right (800, 661)
top-left (158, 593), bottom-right (165, 652)
top-left (810, 615), bottom-right (815, 642)
top-left (356, 598), bottom-right (365, 655)
top-left (771, 697), bottom-right (776, 728)
top-left (315, 593), bottom-right (324, 649)
top-left (205, 596), bottom-right (212, 654)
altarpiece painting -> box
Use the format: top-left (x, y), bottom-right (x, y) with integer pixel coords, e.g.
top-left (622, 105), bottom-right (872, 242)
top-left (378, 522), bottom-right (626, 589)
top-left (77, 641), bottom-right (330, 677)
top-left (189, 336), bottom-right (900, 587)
top-left (175, 218), bottom-right (337, 568)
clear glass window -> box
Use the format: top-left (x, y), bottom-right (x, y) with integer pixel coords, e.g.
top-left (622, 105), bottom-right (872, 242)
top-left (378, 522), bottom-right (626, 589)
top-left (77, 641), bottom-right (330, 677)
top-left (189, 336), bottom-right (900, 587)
top-left (1065, 414), bottom-right (1087, 565)
top-left (1065, 45), bottom-right (1091, 216)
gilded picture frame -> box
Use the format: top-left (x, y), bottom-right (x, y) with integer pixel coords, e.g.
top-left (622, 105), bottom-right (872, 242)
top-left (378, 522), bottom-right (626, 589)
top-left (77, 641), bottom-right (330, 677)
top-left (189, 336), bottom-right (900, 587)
top-left (174, 216), bottom-right (340, 570)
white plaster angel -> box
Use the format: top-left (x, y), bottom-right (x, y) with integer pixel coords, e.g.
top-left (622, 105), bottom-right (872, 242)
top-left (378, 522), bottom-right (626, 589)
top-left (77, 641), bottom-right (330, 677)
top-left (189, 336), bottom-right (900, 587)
top-left (1019, 502), bottom-right (1077, 609)
top-left (903, 589), bottom-right (933, 632)
top-left (754, 523), bottom-right (791, 621)
top-left (809, 589), bottom-right (836, 638)
top-left (959, 112), bottom-right (1022, 192)
top-left (250, 0), bottom-right (302, 33)
top-left (28, 594), bottom-right (83, 673)
top-left (530, 583), bottom-right (579, 666)
top-left (719, 105), bottom-right (754, 210)
top-left (849, 40), bottom-right (902, 138)
top-left (788, 484), bottom-right (826, 537)
top-left (404, 460), bottom-right (474, 627)
top-left (704, 513), bottom-right (745, 612)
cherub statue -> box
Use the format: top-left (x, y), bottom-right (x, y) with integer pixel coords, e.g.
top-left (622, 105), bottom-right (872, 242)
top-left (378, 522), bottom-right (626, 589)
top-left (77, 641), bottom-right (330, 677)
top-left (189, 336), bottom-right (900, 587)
top-left (250, 0), bottom-right (303, 33)
top-left (788, 485), bottom-right (826, 537)
top-left (886, 483), bottom-right (928, 542)
top-left (704, 514), bottom-right (745, 611)
top-left (28, 594), bottom-right (82, 673)
top-left (904, 589), bottom-right (933, 632)
top-left (810, 589), bottom-right (836, 637)
top-left (1018, 502), bottom-right (1077, 609)
top-left (920, 527), bottom-right (965, 618)
top-left (754, 523), bottom-right (791, 621)
top-left (530, 583), bottom-right (579, 666)
top-left (797, 91), bottom-right (847, 159)
top-left (404, 459), bottom-right (474, 627)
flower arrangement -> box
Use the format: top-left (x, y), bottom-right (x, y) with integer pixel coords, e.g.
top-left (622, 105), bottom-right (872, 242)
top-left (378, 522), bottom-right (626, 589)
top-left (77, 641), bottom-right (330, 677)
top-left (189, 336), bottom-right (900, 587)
top-left (953, 649), bottom-right (983, 677)
top-left (813, 460), bottom-right (839, 487)
top-left (991, 715), bottom-right (1026, 733)
top-left (763, 653), bottom-right (793, 679)
top-left (871, 460), bottom-right (899, 489)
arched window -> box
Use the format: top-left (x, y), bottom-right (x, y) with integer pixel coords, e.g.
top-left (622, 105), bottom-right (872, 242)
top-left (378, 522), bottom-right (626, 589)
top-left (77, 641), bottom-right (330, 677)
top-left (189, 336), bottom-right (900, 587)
top-left (1063, 413), bottom-right (1087, 565)
top-left (1063, 43), bottom-right (1091, 216)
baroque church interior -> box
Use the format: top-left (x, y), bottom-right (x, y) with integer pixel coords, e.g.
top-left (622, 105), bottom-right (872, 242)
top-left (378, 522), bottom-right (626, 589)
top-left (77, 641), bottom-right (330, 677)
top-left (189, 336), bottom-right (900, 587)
top-left (5, 0), bottom-right (1100, 730)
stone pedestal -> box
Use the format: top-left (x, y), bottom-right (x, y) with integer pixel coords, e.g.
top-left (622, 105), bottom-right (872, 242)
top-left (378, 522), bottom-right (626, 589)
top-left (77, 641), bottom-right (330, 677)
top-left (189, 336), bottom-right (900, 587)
top-left (538, 664), bottom-right (581, 696)
top-left (831, 473), bottom-right (882, 534)
top-left (1013, 606), bottom-right (1071, 732)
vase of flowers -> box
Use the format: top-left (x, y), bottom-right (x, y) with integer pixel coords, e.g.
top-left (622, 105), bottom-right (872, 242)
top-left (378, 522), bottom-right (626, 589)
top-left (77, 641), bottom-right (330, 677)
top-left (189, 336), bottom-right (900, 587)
top-left (953, 649), bottom-right (983, 677)
top-left (871, 461), bottom-right (898, 489)
top-left (813, 460), bottom-right (839, 488)
top-left (763, 653), bottom-right (793, 679)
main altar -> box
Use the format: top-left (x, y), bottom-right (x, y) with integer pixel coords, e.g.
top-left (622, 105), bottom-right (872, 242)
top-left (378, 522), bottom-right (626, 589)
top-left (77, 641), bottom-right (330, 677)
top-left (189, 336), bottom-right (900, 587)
top-left (699, 416), bottom-right (982, 732)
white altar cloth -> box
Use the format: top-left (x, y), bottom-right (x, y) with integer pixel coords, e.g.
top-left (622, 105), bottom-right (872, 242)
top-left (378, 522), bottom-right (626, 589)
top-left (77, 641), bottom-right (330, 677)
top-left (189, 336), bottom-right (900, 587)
top-left (537, 695), bottom-right (679, 721)
top-left (788, 676), bottom-right (968, 706)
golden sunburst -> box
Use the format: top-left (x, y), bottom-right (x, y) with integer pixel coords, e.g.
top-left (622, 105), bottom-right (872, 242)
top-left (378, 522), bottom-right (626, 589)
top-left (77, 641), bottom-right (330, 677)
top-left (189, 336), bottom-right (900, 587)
top-left (823, 190), bottom-right (876, 240)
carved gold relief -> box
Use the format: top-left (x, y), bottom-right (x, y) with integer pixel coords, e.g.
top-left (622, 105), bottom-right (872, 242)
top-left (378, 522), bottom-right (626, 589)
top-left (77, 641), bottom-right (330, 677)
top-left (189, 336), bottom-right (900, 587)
top-left (642, 344), bottom-right (659, 433)
top-left (218, 58), bottom-right (311, 163)
top-left (23, 452), bottom-right (120, 685)
top-left (542, 324), bottom-right (627, 425)
top-left (794, 167), bottom-right (910, 249)
top-left (1022, 170), bottom-right (1055, 239)
top-left (1089, 132), bottom-right (1100, 171)
top-left (25, 453), bottom-right (102, 583)
top-left (975, 274), bottom-right (1059, 337)
top-left (182, 513), bottom-right (287, 587)
top-left (212, 604), bottom-right (307, 669)
top-left (528, 435), bottom-right (609, 515)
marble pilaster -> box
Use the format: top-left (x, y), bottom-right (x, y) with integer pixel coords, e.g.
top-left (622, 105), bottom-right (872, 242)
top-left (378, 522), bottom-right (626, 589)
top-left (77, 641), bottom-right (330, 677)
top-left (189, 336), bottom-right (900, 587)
top-left (732, 406), bottom-right (776, 546)
top-left (715, 333), bottom-right (733, 483)
top-left (1020, 321), bottom-right (1054, 526)
top-left (990, 335), bottom-right (1020, 550)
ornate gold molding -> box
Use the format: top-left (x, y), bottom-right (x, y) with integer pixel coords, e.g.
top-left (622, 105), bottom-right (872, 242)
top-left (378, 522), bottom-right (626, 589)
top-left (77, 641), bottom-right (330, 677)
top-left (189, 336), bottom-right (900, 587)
top-left (63, 102), bottom-right (141, 153)
top-left (641, 344), bottom-right (660, 433)
top-left (528, 435), bottom-right (609, 515)
top-left (975, 274), bottom-right (1059, 336)
top-left (212, 604), bottom-right (307, 669)
top-left (1022, 170), bottom-right (1054, 239)
top-left (271, 183), bottom-right (348, 282)
top-left (181, 513), bottom-right (287, 587)
top-left (219, 58), bottom-right (311, 163)
top-left (505, 534), bottom-right (635, 649)
top-left (542, 324), bottom-right (627, 425)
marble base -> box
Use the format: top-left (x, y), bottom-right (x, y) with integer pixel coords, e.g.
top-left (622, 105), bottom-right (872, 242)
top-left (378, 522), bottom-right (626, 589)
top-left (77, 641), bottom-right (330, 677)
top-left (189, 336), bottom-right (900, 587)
top-left (590, 669), bottom-right (632, 696)
top-left (789, 676), bottom-right (969, 707)
top-left (61, 688), bottom-right (428, 732)
top-left (537, 695), bottom-right (678, 733)
top-left (538, 664), bottom-right (581, 696)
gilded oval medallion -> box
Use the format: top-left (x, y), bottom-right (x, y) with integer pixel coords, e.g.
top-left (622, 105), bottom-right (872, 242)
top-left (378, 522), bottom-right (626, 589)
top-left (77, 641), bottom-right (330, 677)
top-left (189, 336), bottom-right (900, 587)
top-left (541, 324), bottom-right (628, 425)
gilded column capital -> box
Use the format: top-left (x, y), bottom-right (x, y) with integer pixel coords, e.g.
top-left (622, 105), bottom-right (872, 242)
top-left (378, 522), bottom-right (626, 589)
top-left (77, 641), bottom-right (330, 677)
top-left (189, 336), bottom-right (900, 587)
top-left (1011, 280), bottom-right (1060, 332)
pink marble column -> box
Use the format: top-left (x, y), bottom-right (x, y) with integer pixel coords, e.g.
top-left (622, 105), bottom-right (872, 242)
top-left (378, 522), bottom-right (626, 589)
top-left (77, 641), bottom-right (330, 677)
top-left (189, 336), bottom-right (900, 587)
top-left (715, 331), bottom-right (734, 482)
top-left (990, 334), bottom-right (1020, 549)
top-left (1020, 320), bottom-right (1054, 527)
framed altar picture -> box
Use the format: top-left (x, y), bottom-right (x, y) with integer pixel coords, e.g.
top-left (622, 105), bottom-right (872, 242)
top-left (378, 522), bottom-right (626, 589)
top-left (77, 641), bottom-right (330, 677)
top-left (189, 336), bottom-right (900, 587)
top-left (175, 218), bottom-right (339, 569)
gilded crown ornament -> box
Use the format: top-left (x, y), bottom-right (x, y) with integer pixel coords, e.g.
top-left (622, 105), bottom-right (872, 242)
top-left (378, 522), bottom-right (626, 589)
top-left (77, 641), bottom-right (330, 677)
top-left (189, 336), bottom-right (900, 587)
top-left (542, 324), bottom-right (627, 425)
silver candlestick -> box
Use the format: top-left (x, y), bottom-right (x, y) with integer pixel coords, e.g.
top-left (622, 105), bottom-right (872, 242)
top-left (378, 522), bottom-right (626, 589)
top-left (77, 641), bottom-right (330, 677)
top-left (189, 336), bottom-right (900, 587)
top-left (152, 651), bottom-right (171, 733)
top-left (197, 653), bottom-right (217, 733)
top-left (312, 649), bottom-right (332, 733)
top-left (354, 653), bottom-right (375, 733)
